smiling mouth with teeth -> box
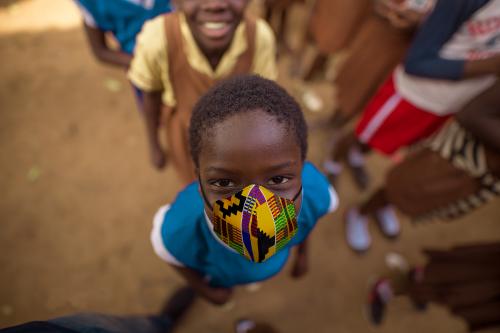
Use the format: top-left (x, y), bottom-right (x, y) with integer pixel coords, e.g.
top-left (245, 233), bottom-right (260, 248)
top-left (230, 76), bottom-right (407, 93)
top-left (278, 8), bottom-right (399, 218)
top-left (200, 21), bottom-right (232, 39)
top-left (204, 22), bottom-right (228, 30)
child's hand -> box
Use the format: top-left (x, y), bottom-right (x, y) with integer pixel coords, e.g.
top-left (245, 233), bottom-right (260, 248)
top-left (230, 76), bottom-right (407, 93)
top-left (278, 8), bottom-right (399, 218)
top-left (387, 8), bottom-right (423, 29)
top-left (464, 54), bottom-right (500, 78)
top-left (375, 0), bottom-right (424, 29)
top-left (150, 145), bottom-right (168, 170)
top-left (493, 55), bottom-right (500, 76)
top-left (200, 286), bottom-right (233, 305)
top-left (172, 266), bottom-right (233, 306)
top-left (290, 251), bottom-right (309, 279)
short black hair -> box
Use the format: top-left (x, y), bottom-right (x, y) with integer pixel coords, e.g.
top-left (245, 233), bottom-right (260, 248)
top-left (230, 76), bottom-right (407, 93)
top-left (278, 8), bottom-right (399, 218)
top-left (189, 75), bottom-right (308, 167)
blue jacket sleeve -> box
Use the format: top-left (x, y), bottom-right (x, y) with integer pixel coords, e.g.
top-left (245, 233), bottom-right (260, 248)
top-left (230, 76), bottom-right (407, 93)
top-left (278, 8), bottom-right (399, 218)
top-left (75, 0), bottom-right (113, 31)
top-left (404, 0), bottom-right (489, 80)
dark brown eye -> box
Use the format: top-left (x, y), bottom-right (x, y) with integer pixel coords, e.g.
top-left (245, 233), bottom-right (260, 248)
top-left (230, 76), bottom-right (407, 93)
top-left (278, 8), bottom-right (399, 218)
top-left (268, 176), bottom-right (290, 185)
top-left (212, 179), bottom-right (235, 187)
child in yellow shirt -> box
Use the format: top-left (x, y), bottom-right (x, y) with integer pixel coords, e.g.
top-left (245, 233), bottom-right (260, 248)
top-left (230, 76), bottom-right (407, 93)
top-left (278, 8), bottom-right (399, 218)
top-left (128, 0), bottom-right (278, 185)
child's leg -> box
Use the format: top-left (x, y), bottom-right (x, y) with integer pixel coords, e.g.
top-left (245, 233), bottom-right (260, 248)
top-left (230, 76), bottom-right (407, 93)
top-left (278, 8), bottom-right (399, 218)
top-left (360, 188), bottom-right (401, 238)
top-left (368, 263), bottom-right (423, 325)
top-left (275, 7), bottom-right (289, 54)
top-left (324, 130), bottom-right (354, 184)
top-left (360, 188), bottom-right (388, 215)
top-left (347, 140), bottom-right (370, 190)
top-left (332, 130), bottom-right (358, 162)
top-left (344, 188), bottom-right (386, 252)
top-left (130, 83), bottom-right (144, 113)
top-left (302, 52), bottom-right (328, 81)
top-left (324, 130), bottom-right (370, 189)
top-left (345, 187), bottom-right (400, 252)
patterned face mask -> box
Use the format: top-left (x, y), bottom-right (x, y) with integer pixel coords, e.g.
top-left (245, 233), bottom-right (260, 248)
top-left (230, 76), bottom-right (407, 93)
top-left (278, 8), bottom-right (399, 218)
top-left (201, 184), bottom-right (302, 263)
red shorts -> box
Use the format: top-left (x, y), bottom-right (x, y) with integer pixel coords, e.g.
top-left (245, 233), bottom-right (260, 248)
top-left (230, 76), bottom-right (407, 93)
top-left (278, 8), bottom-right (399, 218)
top-left (355, 74), bottom-right (449, 155)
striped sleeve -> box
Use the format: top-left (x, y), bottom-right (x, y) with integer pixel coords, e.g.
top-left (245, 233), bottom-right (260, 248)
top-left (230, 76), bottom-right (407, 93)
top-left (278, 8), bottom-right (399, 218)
top-left (404, 0), bottom-right (489, 80)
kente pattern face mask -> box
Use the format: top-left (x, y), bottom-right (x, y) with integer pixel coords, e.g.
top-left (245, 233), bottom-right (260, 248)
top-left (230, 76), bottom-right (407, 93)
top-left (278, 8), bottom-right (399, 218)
top-left (202, 184), bottom-right (301, 263)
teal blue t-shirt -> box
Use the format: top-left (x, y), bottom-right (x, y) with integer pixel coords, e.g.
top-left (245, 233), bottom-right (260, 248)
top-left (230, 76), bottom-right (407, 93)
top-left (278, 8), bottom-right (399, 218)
top-left (75, 0), bottom-right (171, 54)
top-left (151, 162), bottom-right (337, 288)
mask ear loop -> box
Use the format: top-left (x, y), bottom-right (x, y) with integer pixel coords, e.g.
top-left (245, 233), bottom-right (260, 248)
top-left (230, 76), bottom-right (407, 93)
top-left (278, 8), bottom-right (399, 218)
top-left (198, 176), bottom-right (213, 211)
top-left (292, 186), bottom-right (303, 202)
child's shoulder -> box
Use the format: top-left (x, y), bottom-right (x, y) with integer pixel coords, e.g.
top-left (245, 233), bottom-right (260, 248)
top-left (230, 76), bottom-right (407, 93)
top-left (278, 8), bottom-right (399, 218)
top-left (302, 161), bottom-right (330, 189)
top-left (254, 17), bottom-right (274, 37)
top-left (301, 161), bottom-right (338, 217)
top-left (154, 182), bottom-right (205, 240)
top-left (151, 182), bottom-right (207, 267)
top-left (254, 17), bottom-right (276, 45)
top-left (136, 13), bottom-right (170, 46)
top-left (165, 182), bottom-right (204, 223)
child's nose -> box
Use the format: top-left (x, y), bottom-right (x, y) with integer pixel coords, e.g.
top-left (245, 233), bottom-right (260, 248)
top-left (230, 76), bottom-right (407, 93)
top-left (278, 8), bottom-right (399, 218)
top-left (200, 0), bottom-right (229, 11)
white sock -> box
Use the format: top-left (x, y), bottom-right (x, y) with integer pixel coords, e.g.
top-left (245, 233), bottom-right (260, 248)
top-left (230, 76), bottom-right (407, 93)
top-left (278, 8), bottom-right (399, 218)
top-left (376, 205), bottom-right (400, 236)
top-left (323, 160), bottom-right (343, 175)
top-left (236, 320), bottom-right (256, 333)
top-left (348, 146), bottom-right (365, 167)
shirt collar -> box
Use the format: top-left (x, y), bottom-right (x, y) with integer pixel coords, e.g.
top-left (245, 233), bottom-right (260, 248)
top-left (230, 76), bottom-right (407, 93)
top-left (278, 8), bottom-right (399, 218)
top-left (178, 13), bottom-right (248, 78)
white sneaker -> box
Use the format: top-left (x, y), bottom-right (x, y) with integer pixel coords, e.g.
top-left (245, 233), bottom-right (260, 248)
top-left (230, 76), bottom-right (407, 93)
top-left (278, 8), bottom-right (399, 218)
top-left (375, 205), bottom-right (400, 238)
top-left (345, 208), bottom-right (371, 252)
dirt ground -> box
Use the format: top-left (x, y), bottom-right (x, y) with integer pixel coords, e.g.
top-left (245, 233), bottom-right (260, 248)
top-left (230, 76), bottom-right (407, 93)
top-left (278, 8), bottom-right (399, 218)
top-left (1, 1), bottom-right (499, 332)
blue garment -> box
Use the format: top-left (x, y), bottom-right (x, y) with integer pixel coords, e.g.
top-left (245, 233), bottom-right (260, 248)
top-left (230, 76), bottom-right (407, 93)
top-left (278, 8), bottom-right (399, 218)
top-left (75, 0), bottom-right (171, 54)
top-left (404, 0), bottom-right (490, 80)
top-left (155, 162), bottom-right (337, 288)
top-left (130, 82), bottom-right (144, 110)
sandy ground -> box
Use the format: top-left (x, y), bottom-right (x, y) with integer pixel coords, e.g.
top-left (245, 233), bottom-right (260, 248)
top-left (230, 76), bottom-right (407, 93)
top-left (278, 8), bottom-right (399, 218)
top-left (1, 1), bottom-right (499, 332)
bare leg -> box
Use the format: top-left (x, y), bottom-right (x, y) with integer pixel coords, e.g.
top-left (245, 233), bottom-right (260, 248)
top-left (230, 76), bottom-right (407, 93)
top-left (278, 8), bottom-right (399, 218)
top-left (361, 187), bottom-right (401, 238)
top-left (277, 8), bottom-right (289, 54)
top-left (331, 130), bottom-right (358, 162)
top-left (360, 188), bottom-right (388, 215)
top-left (302, 52), bottom-right (328, 81)
top-left (328, 110), bottom-right (352, 129)
top-left (330, 131), bottom-right (371, 189)
top-left (368, 264), bottom-right (423, 325)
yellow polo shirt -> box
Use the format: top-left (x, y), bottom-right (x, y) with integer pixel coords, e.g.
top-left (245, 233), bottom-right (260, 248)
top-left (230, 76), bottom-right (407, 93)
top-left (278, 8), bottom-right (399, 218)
top-left (128, 13), bottom-right (278, 107)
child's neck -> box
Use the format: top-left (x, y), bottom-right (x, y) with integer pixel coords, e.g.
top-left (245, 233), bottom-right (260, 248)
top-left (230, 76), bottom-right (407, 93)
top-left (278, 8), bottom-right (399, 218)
top-left (205, 49), bottom-right (226, 71)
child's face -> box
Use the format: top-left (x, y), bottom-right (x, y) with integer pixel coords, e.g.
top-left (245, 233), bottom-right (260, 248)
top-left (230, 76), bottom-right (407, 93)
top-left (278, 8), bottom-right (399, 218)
top-left (198, 109), bottom-right (304, 217)
top-left (176, 0), bottom-right (249, 56)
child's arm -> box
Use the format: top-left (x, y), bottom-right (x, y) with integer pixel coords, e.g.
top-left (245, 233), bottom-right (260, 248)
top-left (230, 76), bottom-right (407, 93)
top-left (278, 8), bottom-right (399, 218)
top-left (172, 266), bottom-right (233, 305)
top-left (404, 0), bottom-right (494, 80)
top-left (290, 239), bottom-right (309, 279)
top-left (83, 23), bottom-right (132, 68)
top-left (456, 81), bottom-right (500, 152)
top-left (143, 91), bottom-right (167, 169)
top-left (463, 55), bottom-right (500, 78)
top-left (127, 17), bottom-right (168, 168)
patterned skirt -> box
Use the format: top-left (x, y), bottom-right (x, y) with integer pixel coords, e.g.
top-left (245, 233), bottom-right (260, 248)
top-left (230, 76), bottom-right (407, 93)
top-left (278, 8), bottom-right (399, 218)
top-left (386, 121), bottom-right (500, 221)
